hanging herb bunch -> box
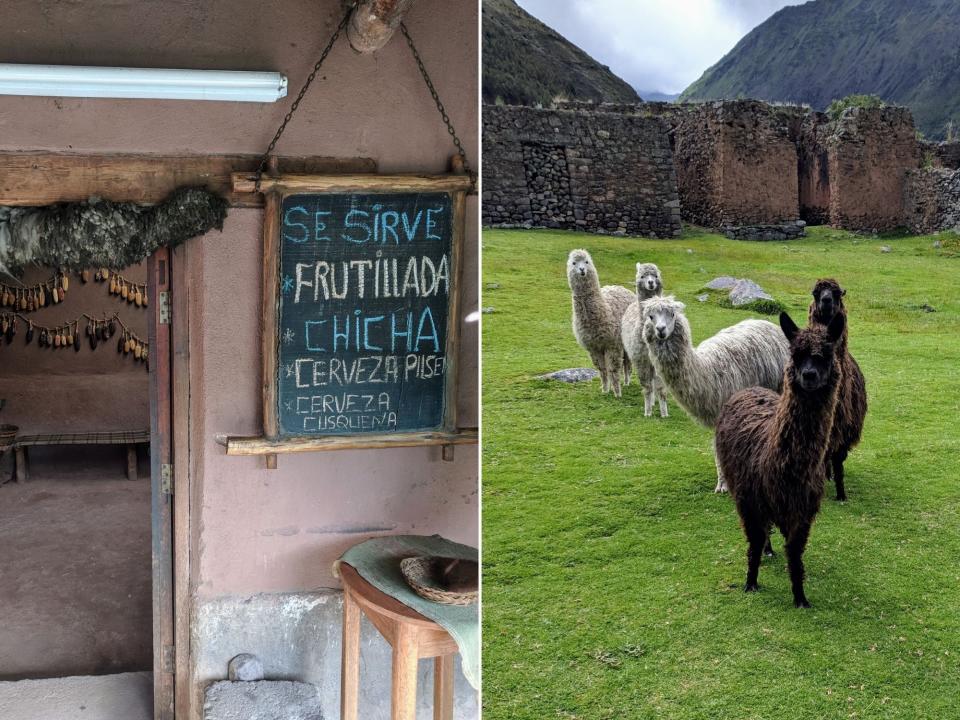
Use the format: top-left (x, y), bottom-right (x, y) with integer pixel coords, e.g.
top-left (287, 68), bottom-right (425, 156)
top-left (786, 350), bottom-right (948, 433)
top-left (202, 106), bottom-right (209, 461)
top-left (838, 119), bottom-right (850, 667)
top-left (0, 270), bottom-right (69, 311)
top-left (0, 310), bottom-right (149, 371)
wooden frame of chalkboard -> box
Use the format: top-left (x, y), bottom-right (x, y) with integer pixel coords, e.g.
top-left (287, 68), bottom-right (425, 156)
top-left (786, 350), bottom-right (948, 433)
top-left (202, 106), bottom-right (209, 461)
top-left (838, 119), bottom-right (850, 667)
top-left (221, 172), bottom-right (476, 463)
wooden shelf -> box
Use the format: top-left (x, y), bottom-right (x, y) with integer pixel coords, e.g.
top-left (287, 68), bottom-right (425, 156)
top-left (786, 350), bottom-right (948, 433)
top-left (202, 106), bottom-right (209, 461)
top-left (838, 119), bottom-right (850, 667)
top-left (216, 429), bottom-right (478, 456)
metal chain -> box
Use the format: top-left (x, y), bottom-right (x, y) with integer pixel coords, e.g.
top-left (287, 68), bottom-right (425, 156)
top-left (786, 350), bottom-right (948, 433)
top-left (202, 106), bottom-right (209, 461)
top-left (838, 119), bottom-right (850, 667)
top-left (254, 6), bottom-right (476, 191)
top-left (399, 22), bottom-right (477, 188)
top-left (254, 5), bottom-right (354, 191)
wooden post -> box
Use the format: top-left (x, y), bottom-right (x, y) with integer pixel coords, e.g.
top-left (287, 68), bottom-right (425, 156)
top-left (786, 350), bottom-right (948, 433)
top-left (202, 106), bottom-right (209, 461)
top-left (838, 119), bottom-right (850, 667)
top-left (341, 590), bottom-right (361, 720)
top-left (261, 157), bottom-right (281, 470)
top-left (347, 0), bottom-right (416, 54)
top-left (126, 445), bottom-right (138, 481)
top-left (433, 654), bottom-right (455, 720)
top-left (391, 625), bottom-right (419, 720)
top-left (14, 446), bottom-right (27, 482)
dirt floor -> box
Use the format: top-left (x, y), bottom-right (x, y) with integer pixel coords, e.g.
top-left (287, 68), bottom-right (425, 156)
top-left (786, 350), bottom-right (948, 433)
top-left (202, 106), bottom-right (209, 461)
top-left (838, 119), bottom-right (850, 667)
top-left (0, 446), bottom-right (152, 680)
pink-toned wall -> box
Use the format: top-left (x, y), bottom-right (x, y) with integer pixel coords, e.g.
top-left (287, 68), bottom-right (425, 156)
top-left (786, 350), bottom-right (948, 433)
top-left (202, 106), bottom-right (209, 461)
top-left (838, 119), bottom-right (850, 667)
top-left (0, 0), bottom-right (478, 710)
top-left (0, 265), bottom-right (149, 435)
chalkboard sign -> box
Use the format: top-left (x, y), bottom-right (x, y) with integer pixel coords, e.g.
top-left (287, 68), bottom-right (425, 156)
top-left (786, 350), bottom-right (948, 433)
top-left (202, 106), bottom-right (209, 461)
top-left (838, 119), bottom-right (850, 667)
top-left (267, 181), bottom-right (466, 440)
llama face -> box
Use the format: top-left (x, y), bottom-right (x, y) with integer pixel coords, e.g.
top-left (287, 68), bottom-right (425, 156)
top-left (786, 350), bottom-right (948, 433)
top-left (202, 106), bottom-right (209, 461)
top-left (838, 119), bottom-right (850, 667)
top-left (780, 311), bottom-right (844, 392)
top-left (635, 263), bottom-right (662, 295)
top-left (811, 279), bottom-right (845, 323)
top-left (567, 249), bottom-right (596, 289)
top-left (644, 299), bottom-right (682, 341)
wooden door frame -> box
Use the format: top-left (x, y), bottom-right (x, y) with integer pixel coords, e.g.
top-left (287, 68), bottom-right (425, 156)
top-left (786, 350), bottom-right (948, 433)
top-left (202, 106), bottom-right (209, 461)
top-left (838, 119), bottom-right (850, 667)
top-left (148, 248), bottom-right (176, 720)
top-left (148, 244), bottom-right (195, 720)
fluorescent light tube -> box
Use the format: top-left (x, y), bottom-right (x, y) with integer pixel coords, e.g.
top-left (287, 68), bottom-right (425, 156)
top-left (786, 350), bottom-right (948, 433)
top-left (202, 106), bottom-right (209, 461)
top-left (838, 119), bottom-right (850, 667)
top-left (0, 64), bottom-right (288, 102)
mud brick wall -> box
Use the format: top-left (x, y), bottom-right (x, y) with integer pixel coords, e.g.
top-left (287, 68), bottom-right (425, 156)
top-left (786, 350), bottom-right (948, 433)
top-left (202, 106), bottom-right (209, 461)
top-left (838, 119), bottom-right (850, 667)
top-left (827, 107), bottom-right (921, 231)
top-left (671, 101), bottom-right (804, 228)
top-left (904, 168), bottom-right (960, 233)
top-left (482, 104), bottom-right (682, 237)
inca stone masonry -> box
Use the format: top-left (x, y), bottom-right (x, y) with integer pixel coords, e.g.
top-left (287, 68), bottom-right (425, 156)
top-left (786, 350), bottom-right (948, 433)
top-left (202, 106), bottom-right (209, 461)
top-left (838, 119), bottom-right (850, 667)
top-left (483, 100), bottom-right (960, 239)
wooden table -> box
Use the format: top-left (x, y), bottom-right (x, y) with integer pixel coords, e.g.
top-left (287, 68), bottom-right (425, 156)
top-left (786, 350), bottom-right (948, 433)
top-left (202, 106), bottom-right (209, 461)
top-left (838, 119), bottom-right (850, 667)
top-left (339, 562), bottom-right (459, 720)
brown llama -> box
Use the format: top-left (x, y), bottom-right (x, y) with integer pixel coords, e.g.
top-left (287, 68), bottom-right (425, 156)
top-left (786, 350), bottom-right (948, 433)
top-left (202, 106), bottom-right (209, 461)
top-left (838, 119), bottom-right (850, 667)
top-left (808, 279), bottom-right (867, 501)
top-left (716, 311), bottom-right (845, 608)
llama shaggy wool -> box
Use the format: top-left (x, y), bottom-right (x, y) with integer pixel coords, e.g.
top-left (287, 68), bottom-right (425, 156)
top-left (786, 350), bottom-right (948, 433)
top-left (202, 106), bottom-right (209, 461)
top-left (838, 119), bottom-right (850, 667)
top-left (642, 296), bottom-right (789, 490)
top-left (0, 187), bottom-right (228, 277)
top-left (808, 279), bottom-right (867, 501)
top-left (715, 311), bottom-right (845, 608)
top-left (621, 263), bottom-right (668, 416)
top-left (567, 248), bottom-right (633, 397)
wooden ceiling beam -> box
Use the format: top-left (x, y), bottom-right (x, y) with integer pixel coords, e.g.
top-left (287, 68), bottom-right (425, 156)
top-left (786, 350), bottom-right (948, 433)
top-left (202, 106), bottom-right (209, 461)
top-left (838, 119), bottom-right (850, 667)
top-left (347, 0), bottom-right (417, 54)
top-left (0, 153), bottom-right (376, 208)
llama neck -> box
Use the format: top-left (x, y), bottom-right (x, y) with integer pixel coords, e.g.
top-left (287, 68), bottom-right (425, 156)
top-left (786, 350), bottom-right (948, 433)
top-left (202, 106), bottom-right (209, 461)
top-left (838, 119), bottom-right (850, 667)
top-left (636, 286), bottom-right (660, 302)
top-left (650, 313), bottom-right (705, 384)
top-left (810, 306), bottom-right (849, 355)
top-left (768, 370), bottom-right (841, 483)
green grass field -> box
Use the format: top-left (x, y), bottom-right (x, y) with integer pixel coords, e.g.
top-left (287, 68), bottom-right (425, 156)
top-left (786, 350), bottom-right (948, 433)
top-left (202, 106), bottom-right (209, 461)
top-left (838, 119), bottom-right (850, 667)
top-left (481, 226), bottom-right (960, 720)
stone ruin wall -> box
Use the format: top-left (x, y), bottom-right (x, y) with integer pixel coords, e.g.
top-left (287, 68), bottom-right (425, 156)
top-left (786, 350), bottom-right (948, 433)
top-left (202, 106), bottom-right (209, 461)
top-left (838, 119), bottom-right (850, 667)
top-left (920, 140), bottom-right (960, 170)
top-left (482, 104), bottom-right (682, 237)
top-left (484, 100), bottom-right (959, 239)
top-left (798, 112), bottom-right (832, 225)
top-left (827, 106), bottom-right (921, 231)
top-left (904, 167), bottom-right (960, 233)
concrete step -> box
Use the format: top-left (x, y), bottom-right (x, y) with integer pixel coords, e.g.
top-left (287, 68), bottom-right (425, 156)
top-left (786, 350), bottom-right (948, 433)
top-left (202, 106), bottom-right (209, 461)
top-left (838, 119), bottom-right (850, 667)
top-left (0, 671), bottom-right (152, 720)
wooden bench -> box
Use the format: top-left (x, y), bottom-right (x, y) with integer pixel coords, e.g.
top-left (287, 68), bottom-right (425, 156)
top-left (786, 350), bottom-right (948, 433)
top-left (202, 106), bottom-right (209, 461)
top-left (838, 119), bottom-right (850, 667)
top-left (12, 430), bottom-right (150, 482)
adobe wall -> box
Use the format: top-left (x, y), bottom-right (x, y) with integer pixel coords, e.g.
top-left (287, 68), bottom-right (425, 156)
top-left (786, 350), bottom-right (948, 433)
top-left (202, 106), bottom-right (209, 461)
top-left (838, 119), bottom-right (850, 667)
top-left (826, 107), bottom-right (921, 231)
top-left (0, 1), bottom-right (478, 718)
top-left (670, 101), bottom-right (806, 238)
top-left (482, 104), bottom-right (682, 237)
top-left (904, 168), bottom-right (960, 233)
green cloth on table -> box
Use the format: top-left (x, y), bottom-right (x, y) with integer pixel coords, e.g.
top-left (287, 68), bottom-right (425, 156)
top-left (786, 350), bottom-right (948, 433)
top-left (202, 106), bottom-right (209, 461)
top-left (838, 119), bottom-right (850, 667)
top-left (335, 534), bottom-right (479, 689)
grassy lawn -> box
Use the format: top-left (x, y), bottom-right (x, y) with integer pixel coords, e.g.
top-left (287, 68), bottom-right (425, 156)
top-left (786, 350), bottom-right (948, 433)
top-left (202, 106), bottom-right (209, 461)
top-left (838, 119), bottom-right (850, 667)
top-left (481, 226), bottom-right (960, 720)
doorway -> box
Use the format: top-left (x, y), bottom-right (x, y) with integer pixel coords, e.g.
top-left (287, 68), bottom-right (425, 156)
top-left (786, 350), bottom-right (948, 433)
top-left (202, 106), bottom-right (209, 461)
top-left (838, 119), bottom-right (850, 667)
top-left (0, 247), bottom-right (175, 720)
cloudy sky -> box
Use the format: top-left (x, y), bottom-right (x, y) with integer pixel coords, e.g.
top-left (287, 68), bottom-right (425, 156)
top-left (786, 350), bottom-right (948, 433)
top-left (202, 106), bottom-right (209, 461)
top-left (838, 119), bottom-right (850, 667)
top-left (515, 0), bottom-right (805, 95)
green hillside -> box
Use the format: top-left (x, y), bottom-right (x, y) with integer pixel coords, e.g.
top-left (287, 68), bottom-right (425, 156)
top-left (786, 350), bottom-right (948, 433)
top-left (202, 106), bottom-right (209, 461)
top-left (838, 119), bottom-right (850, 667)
top-left (681, 0), bottom-right (960, 140)
top-left (482, 0), bottom-right (641, 107)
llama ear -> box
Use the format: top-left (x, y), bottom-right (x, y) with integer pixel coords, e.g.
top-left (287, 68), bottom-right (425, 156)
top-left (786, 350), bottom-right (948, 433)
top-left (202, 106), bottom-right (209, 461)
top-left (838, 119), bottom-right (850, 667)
top-left (827, 311), bottom-right (845, 342)
top-left (779, 312), bottom-right (799, 342)
top-left (841, 288), bottom-right (847, 297)
top-left (636, 262), bottom-right (642, 270)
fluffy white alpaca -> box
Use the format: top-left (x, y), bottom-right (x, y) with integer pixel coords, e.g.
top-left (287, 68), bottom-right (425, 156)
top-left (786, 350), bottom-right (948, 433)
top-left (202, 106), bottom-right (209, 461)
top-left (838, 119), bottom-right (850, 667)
top-left (567, 249), bottom-right (634, 397)
top-left (642, 296), bottom-right (789, 490)
top-left (621, 263), bottom-right (668, 416)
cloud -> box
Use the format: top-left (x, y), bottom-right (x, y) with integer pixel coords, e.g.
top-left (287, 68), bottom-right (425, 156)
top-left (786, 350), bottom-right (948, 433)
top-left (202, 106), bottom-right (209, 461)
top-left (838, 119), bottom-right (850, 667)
top-left (515, 0), bottom-right (803, 94)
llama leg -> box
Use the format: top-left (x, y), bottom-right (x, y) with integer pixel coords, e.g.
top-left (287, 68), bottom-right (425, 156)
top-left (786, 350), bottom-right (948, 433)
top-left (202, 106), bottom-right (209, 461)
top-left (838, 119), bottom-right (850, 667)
top-left (713, 438), bottom-right (728, 493)
top-left (642, 384), bottom-right (654, 417)
top-left (763, 529), bottom-right (775, 557)
top-left (606, 350), bottom-right (623, 398)
top-left (785, 522), bottom-right (812, 608)
top-left (832, 449), bottom-right (848, 501)
top-left (657, 383), bottom-right (669, 418)
top-left (590, 351), bottom-right (608, 393)
top-left (622, 353), bottom-right (632, 386)
top-left (743, 519), bottom-right (766, 592)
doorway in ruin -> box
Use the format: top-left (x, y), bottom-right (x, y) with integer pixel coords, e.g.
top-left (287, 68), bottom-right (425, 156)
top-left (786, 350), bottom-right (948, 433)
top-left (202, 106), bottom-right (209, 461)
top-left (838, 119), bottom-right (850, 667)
top-left (0, 240), bottom-right (176, 720)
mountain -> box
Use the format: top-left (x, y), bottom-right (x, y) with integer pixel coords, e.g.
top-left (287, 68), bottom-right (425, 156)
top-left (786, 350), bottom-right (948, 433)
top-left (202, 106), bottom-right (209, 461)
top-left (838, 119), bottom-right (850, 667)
top-left (482, 0), bottom-right (640, 107)
top-left (639, 90), bottom-right (680, 103)
top-left (680, 0), bottom-right (960, 140)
